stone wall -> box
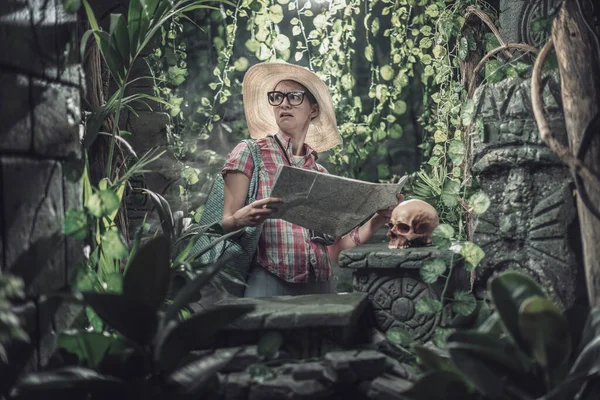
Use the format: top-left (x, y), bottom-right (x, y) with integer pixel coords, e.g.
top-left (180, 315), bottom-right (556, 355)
top-left (0, 0), bottom-right (83, 394)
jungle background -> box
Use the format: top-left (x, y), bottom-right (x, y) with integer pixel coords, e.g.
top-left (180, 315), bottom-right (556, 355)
top-left (1, 0), bottom-right (600, 398)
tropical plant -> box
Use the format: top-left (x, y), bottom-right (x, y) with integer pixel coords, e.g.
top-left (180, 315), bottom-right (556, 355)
top-left (398, 271), bottom-right (600, 400)
top-left (10, 235), bottom-right (254, 400)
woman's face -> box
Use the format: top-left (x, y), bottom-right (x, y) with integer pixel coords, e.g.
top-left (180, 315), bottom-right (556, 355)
top-left (271, 80), bottom-right (318, 136)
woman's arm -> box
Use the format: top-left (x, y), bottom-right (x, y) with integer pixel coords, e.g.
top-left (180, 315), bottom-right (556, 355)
top-left (326, 212), bottom-right (390, 263)
top-left (221, 171), bottom-right (282, 233)
top-left (327, 194), bottom-right (401, 263)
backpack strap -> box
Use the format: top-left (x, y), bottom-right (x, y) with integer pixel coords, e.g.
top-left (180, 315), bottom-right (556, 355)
top-left (242, 139), bottom-right (263, 204)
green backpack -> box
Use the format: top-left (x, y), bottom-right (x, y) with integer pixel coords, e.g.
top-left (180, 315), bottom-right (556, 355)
top-left (187, 139), bottom-right (264, 297)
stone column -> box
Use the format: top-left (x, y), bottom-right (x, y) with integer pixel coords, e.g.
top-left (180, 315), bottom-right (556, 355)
top-left (0, 0), bottom-right (83, 393)
top-left (470, 73), bottom-right (586, 307)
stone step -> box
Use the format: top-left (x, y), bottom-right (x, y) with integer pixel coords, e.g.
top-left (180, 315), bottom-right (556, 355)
top-left (212, 293), bottom-right (371, 358)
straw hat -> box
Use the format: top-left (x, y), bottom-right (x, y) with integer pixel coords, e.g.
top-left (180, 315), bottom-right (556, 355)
top-left (242, 62), bottom-right (342, 153)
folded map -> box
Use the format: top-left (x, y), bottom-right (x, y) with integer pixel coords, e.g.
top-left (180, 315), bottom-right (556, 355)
top-left (268, 166), bottom-right (407, 237)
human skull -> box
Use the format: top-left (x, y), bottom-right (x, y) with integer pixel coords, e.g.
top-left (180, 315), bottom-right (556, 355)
top-left (387, 199), bottom-right (439, 249)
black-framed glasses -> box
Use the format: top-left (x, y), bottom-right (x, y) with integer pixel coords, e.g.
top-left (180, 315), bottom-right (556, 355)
top-left (267, 90), bottom-right (306, 106)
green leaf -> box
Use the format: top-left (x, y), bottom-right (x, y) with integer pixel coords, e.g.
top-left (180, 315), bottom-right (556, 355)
top-left (164, 253), bottom-right (235, 324)
top-left (518, 295), bottom-right (571, 369)
top-left (82, 292), bottom-right (158, 345)
top-left (94, 30), bottom-right (124, 83)
top-left (386, 327), bottom-right (413, 346)
top-left (468, 191), bottom-right (490, 215)
top-left (103, 272), bottom-right (123, 293)
top-left (431, 224), bottom-right (454, 250)
top-left (485, 59), bottom-right (505, 83)
top-left (144, 189), bottom-right (174, 240)
top-left (62, 0), bottom-right (81, 14)
top-left (123, 235), bottom-right (170, 312)
top-left (530, 16), bottom-right (554, 34)
top-left (365, 44), bottom-right (373, 62)
top-left (86, 189), bottom-right (120, 218)
top-left (447, 140), bottom-right (465, 165)
top-left (441, 179), bottom-right (460, 207)
top-left (109, 14), bottom-right (130, 67)
top-left (420, 259), bottom-right (447, 283)
top-left (416, 298), bottom-right (442, 314)
top-left (412, 344), bottom-right (454, 372)
top-left (459, 242), bottom-right (485, 271)
top-left (432, 327), bottom-right (454, 348)
top-left (461, 99), bottom-right (476, 126)
top-left (156, 304), bottom-right (255, 374)
top-left (57, 330), bottom-right (121, 369)
top-left (128, 0), bottom-right (144, 48)
top-left (86, 307), bottom-right (104, 332)
top-left (101, 230), bottom-right (128, 260)
top-left (247, 363), bottom-right (278, 383)
top-left (452, 291), bottom-right (477, 316)
top-left (392, 100), bottom-right (407, 115)
top-left (458, 36), bottom-right (469, 60)
top-left (268, 4), bottom-right (284, 23)
top-left (64, 209), bottom-right (89, 240)
top-left (380, 65), bottom-right (394, 81)
top-left (488, 271), bottom-right (546, 355)
top-left (257, 331), bottom-right (284, 360)
top-left (166, 65), bottom-right (187, 86)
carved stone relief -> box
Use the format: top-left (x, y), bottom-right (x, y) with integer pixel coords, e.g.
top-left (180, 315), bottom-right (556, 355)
top-left (353, 271), bottom-right (443, 342)
top-left (471, 74), bottom-right (584, 307)
top-left (499, 0), bottom-right (598, 48)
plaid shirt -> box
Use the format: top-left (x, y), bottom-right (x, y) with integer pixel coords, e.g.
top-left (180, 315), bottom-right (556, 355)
top-left (222, 132), bottom-right (332, 283)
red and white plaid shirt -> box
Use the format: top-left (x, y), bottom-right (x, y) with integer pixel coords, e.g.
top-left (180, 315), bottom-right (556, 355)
top-left (222, 132), bottom-right (332, 283)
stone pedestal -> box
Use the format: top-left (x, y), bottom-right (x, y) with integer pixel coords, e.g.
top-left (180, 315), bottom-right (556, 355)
top-left (338, 244), bottom-right (468, 342)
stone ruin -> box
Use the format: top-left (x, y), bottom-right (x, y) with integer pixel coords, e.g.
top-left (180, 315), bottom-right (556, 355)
top-left (470, 73), bottom-right (586, 307)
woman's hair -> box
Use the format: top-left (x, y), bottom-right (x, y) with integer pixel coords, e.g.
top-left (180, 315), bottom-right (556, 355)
top-left (274, 80), bottom-right (317, 105)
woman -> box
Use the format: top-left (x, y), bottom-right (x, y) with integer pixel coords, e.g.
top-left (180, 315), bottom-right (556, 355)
top-left (221, 62), bottom-right (397, 297)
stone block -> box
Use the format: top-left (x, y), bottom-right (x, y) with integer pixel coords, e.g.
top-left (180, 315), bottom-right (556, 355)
top-left (32, 80), bottom-right (82, 158)
top-left (0, 0), bottom-right (78, 80)
top-left (213, 293), bottom-right (370, 357)
top-left (249, 374), bottom-right (334, 400)
top-left (222, 372), bottom-right (251, 400)
top-left (499, 0), bottom-right (553, 47)
top-left (323, 350), bottom-right (387, 383)
top-left (2, 157), bottom-right (66, 296)
top-left (339, 244), bottom-right (460, 270)
top-left (218, 346), bottom-right (261, 373)
top-left (339, 244), bottom-right (467, 342)
top-left (291, 361), bottom-right (324, 381)
top-left (218, 293), bottom-right (369, 332)
top-left (367, 373), bottom-right (413, 400)
top-left (0, 72), bottom-right (31, 152)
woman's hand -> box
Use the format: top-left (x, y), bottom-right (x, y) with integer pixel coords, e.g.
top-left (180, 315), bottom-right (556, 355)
top-left (374, 193), bottom-right (404, 224)
top-left (230, 197), bottom-right (283, 229)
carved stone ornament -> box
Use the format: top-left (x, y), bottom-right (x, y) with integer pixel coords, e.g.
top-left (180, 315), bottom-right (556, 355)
top-left (471, 73), bottom-right (584, 307)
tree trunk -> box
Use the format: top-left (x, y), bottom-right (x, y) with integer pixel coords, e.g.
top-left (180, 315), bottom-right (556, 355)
top-left (552, 0), bottom-right (600, 307)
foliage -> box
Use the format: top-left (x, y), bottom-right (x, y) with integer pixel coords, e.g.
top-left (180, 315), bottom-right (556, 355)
top-left (150, 0), bottom-right (520, 236)
top-left (0, 273), bottom-right (29, 363)
top-left (399, 271), bottom-right (600, 400)
top-left (61, 0), bottom-right (225, 329)
top-left (11, 236), bottom-right (255, 400)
